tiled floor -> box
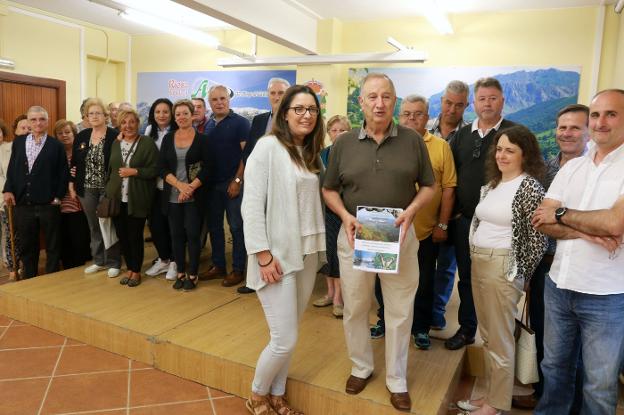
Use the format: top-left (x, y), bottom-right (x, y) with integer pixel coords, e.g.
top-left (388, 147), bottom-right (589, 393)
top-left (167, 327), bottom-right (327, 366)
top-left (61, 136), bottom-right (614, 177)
top-left (0, 315), bottom-right (248, 415)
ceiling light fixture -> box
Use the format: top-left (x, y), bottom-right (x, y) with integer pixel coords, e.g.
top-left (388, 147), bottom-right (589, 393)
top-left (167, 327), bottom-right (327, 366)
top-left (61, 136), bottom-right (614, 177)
top-left (114, 0), bottom-right (229, 29)
top-left (423, 1), bottom-right (453, 35)
top-left (0, 57), bottom-right (15, 69)
top-left (120, 9), bottom-right (220, 48)
top-left (217, 50), bottom-right (427, 68)
top-left (615, 0), bottom-right (624, 14)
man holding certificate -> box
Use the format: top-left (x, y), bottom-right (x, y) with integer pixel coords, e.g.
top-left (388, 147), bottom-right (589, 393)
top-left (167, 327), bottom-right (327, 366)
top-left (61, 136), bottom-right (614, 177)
top-left (322, 73), bottom-right (435, 412)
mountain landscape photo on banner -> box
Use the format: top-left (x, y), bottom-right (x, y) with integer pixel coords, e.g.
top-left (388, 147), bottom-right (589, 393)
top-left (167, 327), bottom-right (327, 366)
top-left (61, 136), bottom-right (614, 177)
top-left (348, 66), bottom-right (581, 158)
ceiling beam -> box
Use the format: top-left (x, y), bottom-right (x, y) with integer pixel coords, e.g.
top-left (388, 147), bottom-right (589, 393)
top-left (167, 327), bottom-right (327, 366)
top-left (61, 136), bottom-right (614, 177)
top-left (172, 0), bottom-right (318, 54)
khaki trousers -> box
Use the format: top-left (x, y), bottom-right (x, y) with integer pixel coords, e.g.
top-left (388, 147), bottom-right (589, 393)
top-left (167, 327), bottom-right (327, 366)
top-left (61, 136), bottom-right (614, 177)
top-left (471, 246), bottom-right (523, 411)
top-left (338, 226), bottom-right (419, 392)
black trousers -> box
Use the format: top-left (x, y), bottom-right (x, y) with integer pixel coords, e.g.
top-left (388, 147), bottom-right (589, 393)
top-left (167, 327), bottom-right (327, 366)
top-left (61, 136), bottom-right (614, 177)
top-left (60, 211), bottom-right (92, 269)
top-left (148, 189), bottom-right (173, 261)
top-left (15, 204), bottom-right (61, 279)
top-left (168, 202), bottom-right (201, 275)
top-left (113, 203), bottom-right (146, 273)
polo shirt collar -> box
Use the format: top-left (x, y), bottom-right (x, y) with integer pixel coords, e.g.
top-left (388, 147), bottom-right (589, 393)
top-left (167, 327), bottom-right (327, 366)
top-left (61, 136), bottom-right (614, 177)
top-left (358, 121), bottom-right (398, 140)
top-left (471, 116), bottom-right (504, 134)
top-left (210, 109), bottom-right (234, 123)
top-left (422, 130), bottom-right (435, 142)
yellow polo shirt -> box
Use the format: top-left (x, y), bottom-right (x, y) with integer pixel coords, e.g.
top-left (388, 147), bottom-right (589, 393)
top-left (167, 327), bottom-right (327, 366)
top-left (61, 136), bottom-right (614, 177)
top-left (414, 131), bottom-right (457, 240)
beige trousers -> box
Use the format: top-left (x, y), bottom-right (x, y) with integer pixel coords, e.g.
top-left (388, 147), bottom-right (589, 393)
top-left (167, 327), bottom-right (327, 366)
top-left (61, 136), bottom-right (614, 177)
top-left (338, 226), bottom-right (419, 393)
top-left (470, 246), bottom-right (523, 411)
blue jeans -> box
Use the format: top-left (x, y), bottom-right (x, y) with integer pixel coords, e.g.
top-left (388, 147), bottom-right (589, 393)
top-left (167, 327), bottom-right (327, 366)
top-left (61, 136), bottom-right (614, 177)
top-left (432, 241), bottom-right (456, 328)
top-left (535, 275), bottom-right (624, 415)
top-left (450, 216), bottom-right (477, 336)
top-left (207, 181), bottom-right (246, 272)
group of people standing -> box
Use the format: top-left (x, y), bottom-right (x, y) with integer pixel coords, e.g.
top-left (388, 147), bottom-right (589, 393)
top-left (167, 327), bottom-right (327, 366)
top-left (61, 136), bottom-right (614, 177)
top-left (242, 74), bottom-right (624, 415)
top-left (1, 73), bottom-right (623, 415)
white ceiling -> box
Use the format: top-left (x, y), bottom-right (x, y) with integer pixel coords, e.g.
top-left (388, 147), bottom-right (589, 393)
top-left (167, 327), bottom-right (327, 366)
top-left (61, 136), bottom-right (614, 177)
top-left (9, 0), bottom-right (613, 35)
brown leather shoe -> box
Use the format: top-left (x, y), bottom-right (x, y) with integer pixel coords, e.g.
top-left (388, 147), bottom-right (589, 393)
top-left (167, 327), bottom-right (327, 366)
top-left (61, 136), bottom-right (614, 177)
top-left (345, 373), bottom-right (372, 395)
top-left (388, 390), bottom-right (411, 412)
top-left (512, 394), bottom-right (537, 409)
top-left (199, 266), bottom-right (226, 281)
top-left (222, 271), bottom-right (245, 287)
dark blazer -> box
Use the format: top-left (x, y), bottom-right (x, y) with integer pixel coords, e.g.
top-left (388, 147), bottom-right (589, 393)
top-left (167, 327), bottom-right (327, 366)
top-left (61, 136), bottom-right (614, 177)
top-left (159, 131), bottom-right (212, 214)
top-left (242, 111), bottom-right (271, 164)
top-left (105, 136), bottom-right (159, 218)
top-left (3, 135), bottom-right (68, 205)
top-left (70, 127), bottom-right (119, 197)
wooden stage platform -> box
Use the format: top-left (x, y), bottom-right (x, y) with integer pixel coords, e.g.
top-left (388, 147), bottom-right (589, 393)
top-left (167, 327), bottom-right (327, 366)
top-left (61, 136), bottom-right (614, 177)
top-left (0, 266), bottom-right (465, 414)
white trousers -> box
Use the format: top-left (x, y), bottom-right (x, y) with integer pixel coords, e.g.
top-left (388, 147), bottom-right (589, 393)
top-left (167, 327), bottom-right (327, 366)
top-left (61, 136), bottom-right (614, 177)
top-left (338, 227), bottom-right (419, 392)
top-left (252, 253), bottom-right (319, 396)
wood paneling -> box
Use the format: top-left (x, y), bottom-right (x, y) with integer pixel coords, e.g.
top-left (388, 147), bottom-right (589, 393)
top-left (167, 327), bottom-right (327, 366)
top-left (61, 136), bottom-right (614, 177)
top-left (0, 71), bottom-right (66, 139)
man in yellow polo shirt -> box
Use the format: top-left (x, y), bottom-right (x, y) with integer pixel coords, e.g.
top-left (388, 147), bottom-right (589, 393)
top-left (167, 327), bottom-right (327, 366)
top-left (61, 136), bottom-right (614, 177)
top-left (400, 95), bottom-right (457, 349)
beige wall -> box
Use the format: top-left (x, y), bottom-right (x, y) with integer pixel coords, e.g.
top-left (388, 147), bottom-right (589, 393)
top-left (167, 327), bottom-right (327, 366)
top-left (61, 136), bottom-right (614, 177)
top-left (0, 1), bottom-right (129, 121)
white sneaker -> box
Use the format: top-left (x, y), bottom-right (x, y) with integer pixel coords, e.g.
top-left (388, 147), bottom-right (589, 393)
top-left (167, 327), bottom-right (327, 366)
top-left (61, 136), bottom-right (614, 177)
top-left (107, 268), bottom-right (121, 278)
top-left (146, 259), bottom-right (170, 276)
top-left (457, 400), bottom-right (481, 412)
top-left (84, 264), bottom-right (106, 274)
top-left (165, 261), bottom-right (177, 281)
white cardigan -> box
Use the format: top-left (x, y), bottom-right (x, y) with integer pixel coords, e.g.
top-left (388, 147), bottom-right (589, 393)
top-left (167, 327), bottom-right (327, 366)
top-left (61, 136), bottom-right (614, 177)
top-left (242, 135), bottom-right (325, 291)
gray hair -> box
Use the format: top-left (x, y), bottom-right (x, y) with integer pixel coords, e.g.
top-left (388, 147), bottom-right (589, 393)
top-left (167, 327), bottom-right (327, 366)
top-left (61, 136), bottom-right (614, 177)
top-left (119, 102), bottom-right (133, 110)
top-left (208, 84), bottom-right (230, 97)
top-left (359, 72), bottom-right (396, 97)
top-left (267, 77), bottom-right (290, 90)
top-left (27, 106), bottom-right (49, 120)
top-left (402, 94), bottom-right (429, 112)
top-left (444, 80), bottom-right (469, 97)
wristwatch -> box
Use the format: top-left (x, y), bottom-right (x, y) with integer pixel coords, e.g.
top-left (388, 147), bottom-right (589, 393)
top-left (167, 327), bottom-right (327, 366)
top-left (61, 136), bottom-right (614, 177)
top-left (437, 223), bottom-right (448, 231)
top-left (555, 207), bottom-right (568, 223)
top-left (234, 177), bottom-right (242, 184)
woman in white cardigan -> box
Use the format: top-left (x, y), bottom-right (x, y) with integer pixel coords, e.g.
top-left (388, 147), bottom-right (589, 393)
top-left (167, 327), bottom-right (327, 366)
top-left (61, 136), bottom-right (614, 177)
top-left (242, 85), bottom-right (326, 415)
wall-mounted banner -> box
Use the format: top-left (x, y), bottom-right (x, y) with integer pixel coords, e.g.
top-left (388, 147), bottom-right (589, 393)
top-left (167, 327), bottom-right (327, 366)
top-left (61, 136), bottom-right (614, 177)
top-left (136, 70), bottom-right (296, 128)
top-left (348, 66), bottom-right (581, 158)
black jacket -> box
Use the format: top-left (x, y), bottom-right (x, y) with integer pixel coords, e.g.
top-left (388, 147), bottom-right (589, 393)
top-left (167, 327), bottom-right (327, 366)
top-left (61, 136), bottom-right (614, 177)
top-left (159, 131), bottom-right (212, 214)
top-left (242, 111), bottom-right (271, 164)
top-left (3, 135), bottom-right (68, 205)
top-left (70, 127), bottom-right (118, 197)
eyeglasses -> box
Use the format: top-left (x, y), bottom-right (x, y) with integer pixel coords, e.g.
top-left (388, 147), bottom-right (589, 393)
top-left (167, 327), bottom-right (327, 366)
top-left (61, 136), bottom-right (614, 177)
top-left (472, 136), bottom-right (484, 159)
top-left (400, 111), bottom-right (426, 118)
top-left (88, 112), bottom-right (104, 117)
top-left (289, 106), bottom-right (320, 116)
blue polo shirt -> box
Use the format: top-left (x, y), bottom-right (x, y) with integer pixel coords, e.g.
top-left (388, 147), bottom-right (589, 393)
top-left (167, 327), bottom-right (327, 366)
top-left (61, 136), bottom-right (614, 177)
top-left (205, 110), bottom-right (250, 183)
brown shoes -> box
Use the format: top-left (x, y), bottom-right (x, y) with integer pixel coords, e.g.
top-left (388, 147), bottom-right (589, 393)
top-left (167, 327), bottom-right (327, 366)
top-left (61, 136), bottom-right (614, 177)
top-left (222, 271), bottom-right (245, 287)
top-left (199, 266), bottom-right (226, 281)
top-left (345, 373), bottom-right (372, 395)
top-left (512, 393), bottom-right (537, 409)
top-left (388, 389), bottom-right (411, 412)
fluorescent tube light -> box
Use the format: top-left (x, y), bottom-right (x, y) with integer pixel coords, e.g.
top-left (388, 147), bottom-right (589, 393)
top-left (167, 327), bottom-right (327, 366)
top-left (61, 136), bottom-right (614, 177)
top-left (0, 58), bottom-right (15, 69)
top-left (114, 0), bottom-right (228, 28)
top-left (422, 0), bottom-right (453, 35)
top-left (120, 9), bottom-right (220, 48)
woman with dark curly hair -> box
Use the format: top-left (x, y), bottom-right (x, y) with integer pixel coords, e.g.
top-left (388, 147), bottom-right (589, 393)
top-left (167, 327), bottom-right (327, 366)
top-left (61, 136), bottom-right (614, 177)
top-left (457, 125), bottom-right (547, 415)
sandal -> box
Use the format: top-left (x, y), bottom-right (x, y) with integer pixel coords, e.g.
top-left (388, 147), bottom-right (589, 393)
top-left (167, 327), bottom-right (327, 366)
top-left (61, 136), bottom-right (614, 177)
top-left (245, 397), bottom-right (277, 415)
top-left (128, 273), bottom-right (142, 287)
top-left (173, 274), bottom-right (186, 290)
top-left (270, 395), bottom-right (304, 415)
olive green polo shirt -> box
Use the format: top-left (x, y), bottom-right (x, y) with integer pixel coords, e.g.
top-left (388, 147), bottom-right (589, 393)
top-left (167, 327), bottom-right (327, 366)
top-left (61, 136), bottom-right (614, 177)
top-left (323, 122), bottom-right (435, 216)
